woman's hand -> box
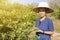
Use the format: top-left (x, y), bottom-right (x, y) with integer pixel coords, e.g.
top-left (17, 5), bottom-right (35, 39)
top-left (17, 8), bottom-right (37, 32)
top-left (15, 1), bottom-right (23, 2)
top-left (37, 30), bottom-right (43, 33)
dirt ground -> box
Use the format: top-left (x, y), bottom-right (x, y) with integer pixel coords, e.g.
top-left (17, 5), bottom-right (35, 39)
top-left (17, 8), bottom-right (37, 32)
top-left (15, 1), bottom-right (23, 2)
top-left (52, 32), bottom-right (60, 40)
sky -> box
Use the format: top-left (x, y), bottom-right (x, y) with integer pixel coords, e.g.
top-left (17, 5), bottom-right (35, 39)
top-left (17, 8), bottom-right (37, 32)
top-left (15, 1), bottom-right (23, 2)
top-left (8, 0), bottom-right (49, 5)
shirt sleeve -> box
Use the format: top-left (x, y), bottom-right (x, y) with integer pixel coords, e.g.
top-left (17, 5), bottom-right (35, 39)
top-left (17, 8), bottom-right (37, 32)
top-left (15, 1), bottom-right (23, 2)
top-left (48, 19), bottom-right (54, 31)
top-left (35, 19), bottom-right (39, 27)
top-left (35, 19), bottom-right (40, 36)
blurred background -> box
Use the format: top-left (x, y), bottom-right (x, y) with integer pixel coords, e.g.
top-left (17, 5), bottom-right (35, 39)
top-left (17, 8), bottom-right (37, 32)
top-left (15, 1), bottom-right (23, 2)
top-left (0, 0), bottom-right (60, 40)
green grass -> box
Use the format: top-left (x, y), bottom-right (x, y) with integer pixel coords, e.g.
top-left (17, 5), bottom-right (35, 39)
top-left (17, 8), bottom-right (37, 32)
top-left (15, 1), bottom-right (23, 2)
top-left (55, 26), bottom-right (60, 33)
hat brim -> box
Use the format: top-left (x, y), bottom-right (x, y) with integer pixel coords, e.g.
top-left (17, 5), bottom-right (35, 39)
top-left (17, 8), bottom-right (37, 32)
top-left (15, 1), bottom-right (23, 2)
top-left (33, 7), bottom-right (54, 13)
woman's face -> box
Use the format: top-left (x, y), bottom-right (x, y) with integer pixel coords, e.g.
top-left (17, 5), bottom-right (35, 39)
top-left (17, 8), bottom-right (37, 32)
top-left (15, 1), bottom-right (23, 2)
top-left (39, 9), bottom-right (46, 17)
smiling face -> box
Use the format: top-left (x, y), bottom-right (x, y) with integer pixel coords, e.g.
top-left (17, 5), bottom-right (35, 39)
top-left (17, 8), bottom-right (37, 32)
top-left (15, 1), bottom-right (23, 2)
top-left (39, 8), bottom-right (46, 18)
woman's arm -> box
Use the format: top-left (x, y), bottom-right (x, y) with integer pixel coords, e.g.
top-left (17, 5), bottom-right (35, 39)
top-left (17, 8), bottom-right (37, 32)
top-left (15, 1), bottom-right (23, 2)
top-left (37, 30), bottom-right (54, 35)
top-left (43, 31), bottom-right (54, 35)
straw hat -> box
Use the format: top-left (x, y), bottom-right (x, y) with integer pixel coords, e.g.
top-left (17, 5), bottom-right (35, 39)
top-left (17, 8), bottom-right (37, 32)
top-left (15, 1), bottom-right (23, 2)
top-left (33, 2), bottom-right (54, 13)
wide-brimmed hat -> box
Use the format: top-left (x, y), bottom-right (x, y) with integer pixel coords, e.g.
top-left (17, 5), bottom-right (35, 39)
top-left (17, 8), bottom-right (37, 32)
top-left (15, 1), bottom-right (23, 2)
top-left (33, 2), bottom-right (54, 13)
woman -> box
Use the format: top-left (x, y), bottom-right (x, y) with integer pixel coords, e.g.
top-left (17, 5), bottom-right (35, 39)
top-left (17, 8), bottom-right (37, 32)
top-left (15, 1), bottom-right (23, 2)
top-left (33, 2), bottom-right (54, 40)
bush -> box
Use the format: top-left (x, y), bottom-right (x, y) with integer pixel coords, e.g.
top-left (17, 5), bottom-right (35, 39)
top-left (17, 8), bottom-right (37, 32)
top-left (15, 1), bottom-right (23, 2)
top-left (0, 3), bottom-right (39, 40)
top-left (51, 7), bottom-right (60, 19)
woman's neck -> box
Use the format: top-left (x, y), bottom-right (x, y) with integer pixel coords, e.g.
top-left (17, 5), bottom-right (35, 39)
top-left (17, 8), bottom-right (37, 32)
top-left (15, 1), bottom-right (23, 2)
top-left (40, 16), bottom-right (46, 22)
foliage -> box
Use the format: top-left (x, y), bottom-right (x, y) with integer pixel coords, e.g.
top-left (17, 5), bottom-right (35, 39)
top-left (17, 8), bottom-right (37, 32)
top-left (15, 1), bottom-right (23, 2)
top-left (0, 2), bottom-right (39, 40)
top-left (51, 7), bottom-right (60, 19)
